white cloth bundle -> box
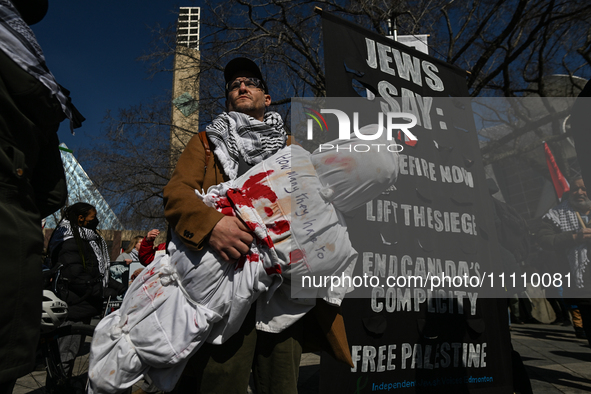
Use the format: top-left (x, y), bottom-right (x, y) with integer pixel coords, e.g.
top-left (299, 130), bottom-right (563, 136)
top-left (88, 131), bottom-right (398, 393)
top-left (310, 124), bottom-right (400, 213)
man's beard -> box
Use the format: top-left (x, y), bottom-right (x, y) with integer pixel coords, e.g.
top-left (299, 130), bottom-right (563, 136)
top-left (569, 196), bottom-right (591, 212)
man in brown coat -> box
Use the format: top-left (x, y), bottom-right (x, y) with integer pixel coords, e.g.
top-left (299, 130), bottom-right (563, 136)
top-left (164, 58), bottom-right (351, 393)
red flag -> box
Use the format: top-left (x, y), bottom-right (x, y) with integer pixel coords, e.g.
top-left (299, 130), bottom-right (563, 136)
top-left (544, 142), bottom-right (569, 200)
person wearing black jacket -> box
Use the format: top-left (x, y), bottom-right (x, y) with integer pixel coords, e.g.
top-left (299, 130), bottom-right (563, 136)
top-left (49, 202), bottom-right (125, 321)
top-left (46, 203), bottom-right (124, 388)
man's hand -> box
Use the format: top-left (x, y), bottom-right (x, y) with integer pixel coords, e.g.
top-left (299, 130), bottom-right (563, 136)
top-left (146, 229), bottom-right (160, 242)
top-left (209, 216), bottom-right (253, 261)
top-left (573, 228), bottom-right (591, 243)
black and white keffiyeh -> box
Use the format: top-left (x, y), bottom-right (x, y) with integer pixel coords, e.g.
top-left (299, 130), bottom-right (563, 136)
top-left (49, 219), bottom-right (111, 288)
top-left (0, 0), bottom-right (79, 130)
top-left (543, 199), bottom-right (588, 288)
top-left (205, 111), bottom-right (287, 180)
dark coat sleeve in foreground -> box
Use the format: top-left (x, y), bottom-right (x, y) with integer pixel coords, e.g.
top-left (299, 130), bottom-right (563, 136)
top-left (0, 49), bottom-right (68, 382)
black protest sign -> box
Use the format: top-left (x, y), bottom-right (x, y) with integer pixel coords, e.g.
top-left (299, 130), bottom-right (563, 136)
top-left (322, 12), bottom-right (467, 100)
top-left (318, 11), bottom-right (513, 394)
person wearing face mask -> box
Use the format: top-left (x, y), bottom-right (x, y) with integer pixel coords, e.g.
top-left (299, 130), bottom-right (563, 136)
top-left (46, 202), bottom-right (122, 389)
top-left (117, 236), bottom-right (143, 265)
top-left (48, 202), bottom-right (125, 322)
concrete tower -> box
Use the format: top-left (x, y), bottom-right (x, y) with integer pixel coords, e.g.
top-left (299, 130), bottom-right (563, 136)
top-left (170, 7), bottom-right (200, 164)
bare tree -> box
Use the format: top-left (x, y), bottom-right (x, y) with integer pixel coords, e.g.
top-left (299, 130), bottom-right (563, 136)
top-left (79, 97), bottom-right (173, 230)
top-left (81, 0), bottom-right (591, 227)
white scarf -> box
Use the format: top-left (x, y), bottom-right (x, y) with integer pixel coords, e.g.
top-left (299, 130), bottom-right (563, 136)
top-left (205, 111), bottom-right (287, 180)
top-left (49, 219), bottom-right (111, 288)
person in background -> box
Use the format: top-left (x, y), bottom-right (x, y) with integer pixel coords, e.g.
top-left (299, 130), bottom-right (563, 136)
top-left (47, 202), bottom-right (124, 389)
top-left (537, 176), bottom-right (591, 345)
top-left (0, 0), bottom-right (83, 392)
top-left (110, 235), bottom-right (143, 299)
top-left (562, 82), bottom-right (591, 340)
top-left (128, 229), bottom-right (166, 284)
top-left (48, 202), bottom-right (125, 322)
top-left (138, 228), bottom-right (165, 267)
top-left (117, 235), bottom-right (143, 265)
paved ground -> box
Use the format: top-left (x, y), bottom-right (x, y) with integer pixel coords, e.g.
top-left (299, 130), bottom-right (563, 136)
top-left (13, 334), bottom-right (93, 394)
top-left (510, 323), bottom-right (591, 393)
top-left (13, 323), bottom-right (590, 393)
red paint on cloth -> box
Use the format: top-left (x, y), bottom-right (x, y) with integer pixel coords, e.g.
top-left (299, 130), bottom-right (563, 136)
top-left (323, 156), bottom-right (356, 172)
top-left (241, 170), bottom-right (277, 202)
top-left (235, 253), bottom-right (260, 271)
top-left (216, 196), bottom-right (230, 208)
top-left (268, 220), bottom-right (290, 235)
top-left (225, 171), bottom-right (278, 250)
top-left (227, 170), bottom-right (277, 209)
top-left (244, 220), bottom-right (260, 233)
top-left (216, 196), bottom-right (235, 216)
top-left (264, 207), bottom-right (274, 217)
top-left (260, 236), bottom-right (274, 249)
top-left (227, 189), bottom-right (249, 210)
top-left (235, 255), bottom-right (247, 270)
top-left (265, 264), bottom-right (282, 275)
top-left (289, 249), bottom-right (305, 265)
top-left (221, 207), bottom-right (234, 216)
top-left (324, 155), bottom-right (337, 165)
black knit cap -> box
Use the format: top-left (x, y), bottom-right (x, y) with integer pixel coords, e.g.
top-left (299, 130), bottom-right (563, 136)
top-left (11, 0), bottom-right (48, 25)
top-left (223, 57), bottom-right (268, 94)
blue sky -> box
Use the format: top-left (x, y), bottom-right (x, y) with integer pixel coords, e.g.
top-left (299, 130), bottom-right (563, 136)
top-left (31, 1), bottom-right (186, 153)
